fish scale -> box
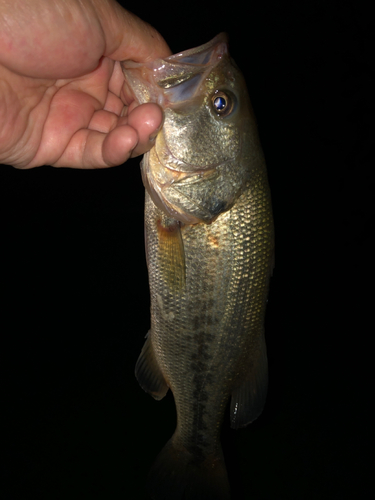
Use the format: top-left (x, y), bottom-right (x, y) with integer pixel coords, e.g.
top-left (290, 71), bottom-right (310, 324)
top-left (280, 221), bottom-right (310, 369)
top-left (122, 33), bottom-right (274, 499)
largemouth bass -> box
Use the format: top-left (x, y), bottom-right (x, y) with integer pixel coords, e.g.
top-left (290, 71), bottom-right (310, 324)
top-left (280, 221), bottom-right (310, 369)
top-left (122, 33), bottom-right (274, 500)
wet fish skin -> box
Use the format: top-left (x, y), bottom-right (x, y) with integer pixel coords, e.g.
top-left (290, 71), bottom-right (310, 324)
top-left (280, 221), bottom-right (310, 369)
top-left (122, 34), bottom-right (274, 500)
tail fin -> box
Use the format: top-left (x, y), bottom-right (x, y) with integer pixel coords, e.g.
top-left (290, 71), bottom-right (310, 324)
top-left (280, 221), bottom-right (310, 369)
top-left (147, 436), bottom-right (231, 500)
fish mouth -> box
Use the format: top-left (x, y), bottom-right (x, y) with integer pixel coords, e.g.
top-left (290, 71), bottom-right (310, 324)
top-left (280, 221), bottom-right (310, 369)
top-left (164, 33), bottom-right (228, 65)
top-left (121, 33), bottom-right (229, 107)
top-left (122, 32), bottom-right (234, 178)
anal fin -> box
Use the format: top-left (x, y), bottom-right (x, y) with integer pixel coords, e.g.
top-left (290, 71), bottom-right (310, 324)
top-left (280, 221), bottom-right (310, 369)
top-left (135, 332), bottom-right (169, 400)
top-left (230, 331), bottom-right (268, 429)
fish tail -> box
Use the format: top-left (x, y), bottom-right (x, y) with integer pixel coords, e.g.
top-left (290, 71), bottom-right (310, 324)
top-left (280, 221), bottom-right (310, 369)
top-left (147, 435), bottom-right (231, 500)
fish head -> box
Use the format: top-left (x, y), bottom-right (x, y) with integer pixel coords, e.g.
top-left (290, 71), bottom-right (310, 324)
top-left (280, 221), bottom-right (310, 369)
top-left (122, 34), bottom-right (260, 224)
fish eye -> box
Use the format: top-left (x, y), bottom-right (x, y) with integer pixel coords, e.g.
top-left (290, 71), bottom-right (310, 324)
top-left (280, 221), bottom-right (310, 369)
top-left (211, 90), bottom-right (235, 117)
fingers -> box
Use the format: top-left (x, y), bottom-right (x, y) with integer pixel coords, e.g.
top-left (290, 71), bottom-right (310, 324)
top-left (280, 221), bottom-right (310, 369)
top-left (52, 102), bottom-right (163, 169)
top-left (127, 103), bottom-right (163, 157)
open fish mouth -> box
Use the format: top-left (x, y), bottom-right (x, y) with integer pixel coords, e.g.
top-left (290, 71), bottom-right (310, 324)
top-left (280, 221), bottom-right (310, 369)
top-left (121, 33), bottom-right (229, 109)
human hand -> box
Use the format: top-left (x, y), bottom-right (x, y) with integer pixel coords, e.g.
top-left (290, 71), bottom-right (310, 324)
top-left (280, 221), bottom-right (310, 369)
top-left (0, 0), bottom-right (171, 169)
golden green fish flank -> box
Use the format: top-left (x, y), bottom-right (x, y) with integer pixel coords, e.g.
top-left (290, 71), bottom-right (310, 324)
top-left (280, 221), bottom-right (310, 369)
top-left (122, 33), bottom-right (274, 499)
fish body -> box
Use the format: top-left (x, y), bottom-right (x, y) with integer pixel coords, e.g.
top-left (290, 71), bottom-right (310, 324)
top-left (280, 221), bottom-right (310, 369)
top-left (122, 34), bottom-right (274, 500)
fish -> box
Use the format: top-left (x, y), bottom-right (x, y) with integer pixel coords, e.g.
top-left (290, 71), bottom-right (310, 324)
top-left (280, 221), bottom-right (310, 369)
top-left (121, 33), bottom-right (274, 500)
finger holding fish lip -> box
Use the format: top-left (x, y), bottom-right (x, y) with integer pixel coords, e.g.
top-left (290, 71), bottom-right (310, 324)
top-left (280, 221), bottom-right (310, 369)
top-left (118, 76), bottom-right (164, 157)
top-left (85, 102), bottom-right (163, 158)
top-left (126, 102), bottom-right (164, 158)
top-left (120, 78), bottom-right (136, 108)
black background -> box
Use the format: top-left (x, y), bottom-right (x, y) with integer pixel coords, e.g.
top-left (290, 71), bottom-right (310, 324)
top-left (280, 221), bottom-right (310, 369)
top-left (1, 0), bottom-right (373, 498)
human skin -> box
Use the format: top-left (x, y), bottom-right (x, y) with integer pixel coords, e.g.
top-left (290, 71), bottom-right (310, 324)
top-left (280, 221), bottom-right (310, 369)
top-left (0, 0), bottom-right (171, 168)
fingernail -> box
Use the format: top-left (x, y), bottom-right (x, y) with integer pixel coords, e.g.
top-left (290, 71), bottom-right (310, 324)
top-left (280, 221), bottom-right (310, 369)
top-left (149, 120), bottom-right (163, 142)
top-left (149, 130), bottom-right (159, 142)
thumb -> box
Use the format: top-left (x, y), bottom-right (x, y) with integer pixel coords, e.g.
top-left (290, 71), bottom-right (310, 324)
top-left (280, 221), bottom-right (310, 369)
top-left (98, 2), bottom-right (172, 62)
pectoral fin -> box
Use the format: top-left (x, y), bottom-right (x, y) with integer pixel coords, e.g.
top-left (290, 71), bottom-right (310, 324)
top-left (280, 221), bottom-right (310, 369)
top-left (157, 216), bottom-right (186, 291)
top-left (135, 332), bottom-right (169, 400)
top-left (230, 332), bottom-right (268, 429)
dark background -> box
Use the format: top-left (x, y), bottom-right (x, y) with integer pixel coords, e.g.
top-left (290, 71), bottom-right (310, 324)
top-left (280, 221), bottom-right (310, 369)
top-left (1, 0), bottom-right (373, 498)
